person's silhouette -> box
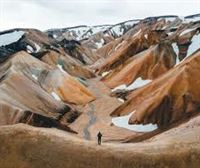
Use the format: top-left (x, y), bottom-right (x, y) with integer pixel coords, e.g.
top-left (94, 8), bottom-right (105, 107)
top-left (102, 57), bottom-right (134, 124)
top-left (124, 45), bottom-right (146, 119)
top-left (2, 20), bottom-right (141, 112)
top-left (97, 131), bottom-right (102, 145)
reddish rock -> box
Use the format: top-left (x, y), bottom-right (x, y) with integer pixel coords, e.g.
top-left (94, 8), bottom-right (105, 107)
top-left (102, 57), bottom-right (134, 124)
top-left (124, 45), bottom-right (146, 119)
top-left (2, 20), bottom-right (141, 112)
top-left (111, 50), bottom-right (200, 127)
top-left (102, 42), bottom-right (176, 88)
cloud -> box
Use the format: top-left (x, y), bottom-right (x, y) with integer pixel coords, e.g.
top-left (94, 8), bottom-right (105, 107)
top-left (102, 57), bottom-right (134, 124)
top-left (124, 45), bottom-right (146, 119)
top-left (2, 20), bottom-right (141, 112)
top-left (0, 0), bottom-right (199, 31)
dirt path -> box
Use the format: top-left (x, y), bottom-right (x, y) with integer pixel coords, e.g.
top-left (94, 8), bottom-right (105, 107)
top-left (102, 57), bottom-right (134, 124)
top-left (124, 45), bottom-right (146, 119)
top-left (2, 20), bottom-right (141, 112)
top-left (83, 103), bottom-right (96, 140)
top-left (70, 78), bottom-right (136, 141)
top-left (83, 78), bottom-right (101, 140)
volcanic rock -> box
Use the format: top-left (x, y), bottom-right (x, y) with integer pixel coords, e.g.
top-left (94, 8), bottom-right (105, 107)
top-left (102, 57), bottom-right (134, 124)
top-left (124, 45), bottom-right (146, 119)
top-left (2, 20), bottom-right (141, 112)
top-left (102, 42), bottom-right (176, 89)
top-left (0, 51), bottom-right (95, 130)
top-left (111, 50), bottom-right (200, 127)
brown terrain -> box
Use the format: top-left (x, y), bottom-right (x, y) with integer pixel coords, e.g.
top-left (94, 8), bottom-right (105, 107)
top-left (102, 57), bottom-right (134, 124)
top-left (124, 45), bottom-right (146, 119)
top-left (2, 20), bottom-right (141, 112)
top-left (0, 14), bottom-right (200, 168)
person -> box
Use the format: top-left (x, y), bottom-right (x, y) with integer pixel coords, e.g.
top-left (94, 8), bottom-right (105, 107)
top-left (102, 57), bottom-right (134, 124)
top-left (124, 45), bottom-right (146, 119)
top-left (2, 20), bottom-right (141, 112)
top-left (97, 131), bottom-right (102, 145)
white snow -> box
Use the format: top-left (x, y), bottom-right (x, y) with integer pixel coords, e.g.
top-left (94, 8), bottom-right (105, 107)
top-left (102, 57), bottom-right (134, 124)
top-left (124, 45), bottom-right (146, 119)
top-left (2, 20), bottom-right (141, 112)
top-left (112, 84), bottom-right (127, 92)
top-left (112, 77), bottom-right (151, 92)
top-left (67, 27), bottom-right (90, 40)
top-left (172, 43), bottom-right (179, 55)
top-left (27, 45), bottom-right (34, 53)
top-left (184, 16), bottom-right (200, 23)
top-left (126, 77), bottom-right (151, 90)
top-left (175, 33), bottom-right (200, 65)
top-left (165, 17), bottom-right (177, 22)
top-left (157, 16), bottom-right (177, 22)
top-left (117, 98), bottom-right (125, 103)
top-left (157, 18), bottom-right (163, 21)
top-left (66, 25), bottom-right (110, 40)
top-left (179, 16), bottom-right (185, 22)
top-left (69, 31), bottom-right (74, 36)
top-left (51, 92), bottom-right (61, 101)
top-left (110, 20), bottom-right (139, 37)
top-left (53, 34), bottom-right (57, 38)
top-left (95, 38), bottom-right (104, 49)
top-left (179, 28), bottom-right (196, 36)
top-left (111, 25), bottom-right (123, 36)
top-left (0, 30), bottom-right (24, 47)
top-left (172, 43), bottom-right (179, 64)
top-left (90, 26), bottom-right (109, 35)
top-left (157, 17), bottom-right (176, 22)
top-left (124, 20), bottom-right (139, 27)
top-left (57, 64), bottom-right (66, 73)
top-left (144, 34), bottom-right (148, 39)
top-left (34, 43), bottom-right (41, 52)
top-left (187, 33), bottom-right (200, 57)
top-left (32, 74), bottom-right (38, 80)
top-left (112, 112), bottom-right (158, 132)
top-left (101, 71), bottom-right (111, 77)
top-left (167, 32), bottom-right (174, 36)
top-left (26, 43), bottom-right (40, 53)
top-left (104, 33), bottom-right (110, 37)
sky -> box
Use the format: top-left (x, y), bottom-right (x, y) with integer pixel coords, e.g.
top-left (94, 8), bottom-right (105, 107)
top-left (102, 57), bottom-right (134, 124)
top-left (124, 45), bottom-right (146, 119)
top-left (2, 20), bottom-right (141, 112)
top-left (0, 0), bottom-right (199, 31)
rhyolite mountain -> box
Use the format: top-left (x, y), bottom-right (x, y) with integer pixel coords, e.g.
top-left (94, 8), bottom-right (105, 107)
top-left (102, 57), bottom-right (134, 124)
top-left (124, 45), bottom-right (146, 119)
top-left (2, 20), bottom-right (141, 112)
top-left (0, 13), bottom-right (200, 168)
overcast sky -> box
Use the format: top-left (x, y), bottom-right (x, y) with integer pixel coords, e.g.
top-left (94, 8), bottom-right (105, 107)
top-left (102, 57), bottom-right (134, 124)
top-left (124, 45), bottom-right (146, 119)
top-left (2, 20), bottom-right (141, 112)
top-left (0, 0), bottom-right (199, 31)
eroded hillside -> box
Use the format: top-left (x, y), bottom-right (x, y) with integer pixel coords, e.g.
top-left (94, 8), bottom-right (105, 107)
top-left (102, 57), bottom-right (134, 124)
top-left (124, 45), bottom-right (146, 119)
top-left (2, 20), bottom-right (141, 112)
top-left (0, 14), bottom-right (200, 168)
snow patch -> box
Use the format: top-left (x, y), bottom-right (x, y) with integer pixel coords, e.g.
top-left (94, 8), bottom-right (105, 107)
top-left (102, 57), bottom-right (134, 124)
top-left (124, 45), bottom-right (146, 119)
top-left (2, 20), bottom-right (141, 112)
top-left (112, 84), bottom-right (127, 92)
top-left (165, 17), bottom-right (177, 22)
top-left (32, 74), bottom-right (38, 80)
top-left (175, 33), bottom-right (200, 65)
top-left (57, 64), bottom-right (66, 73)
top-left (157, 17), bottom-right (176, 22)
top-left (112, 112), bottom-right (158, 132)
top-left (101, 71), bottom-right (111, 77)
top-left (26, 43), bottom-right (40, 53)
top-left (34, 43), bottom-right (41, 52)
top-left (144, 34), bottom-right (148, 39)
top-left (104, 33), bottom-right (110, 37)
top-left (51, 92), bottom-right (61, 101)
top-left (167, 32), bottom-right (174, 36)
top-left (111, 25), bottom-right (123, 36)
top-left (27, 45), bottom-right (34, 53)
top-left (117, 98), bottom-right (125, 103)
top-left (64, 25), bottom-right (110, 40)
top-left (187, 33), bottom-right (200, 57)
top-left (172, 43), bottom-right (179, 64)
top-left (95, 38), bottom-right (104, 49)
top-left (124, 20), bottom-right (139, 27)
top-left (53, 34), bottom-right (57, 38)
top-left (0, 30), bottom-right (24, 46)
top-left (184, 16), bottom-right (200, 23)
top-left (126, 77), bottom-right (151, 90)
top-left (112, 77), bottom-right (151, 92)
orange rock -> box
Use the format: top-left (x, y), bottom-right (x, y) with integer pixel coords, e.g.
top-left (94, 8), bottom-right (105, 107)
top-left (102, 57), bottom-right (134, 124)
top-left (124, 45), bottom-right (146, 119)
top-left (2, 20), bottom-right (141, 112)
top-left (41, 50), bottom-right (95, 78)
top-left (0, 51), bottom-right (95, 129)
top-left (102, 42), bottom-right (176, 88)
top-left (111, 50), bottom-right (200, 127)
top-left (97, 32), bottom-right (149, 73)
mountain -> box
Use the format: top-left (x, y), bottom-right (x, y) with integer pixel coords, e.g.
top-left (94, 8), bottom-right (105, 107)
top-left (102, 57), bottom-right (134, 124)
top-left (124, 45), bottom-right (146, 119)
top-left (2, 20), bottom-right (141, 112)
top-left (0, 51), bottom-right (95, 131)
top-left (102, 42), bottom-right (176, 89)
top-left (46, 19), bottom-right (140, 41)
top-left (111, 50), bottom-right (200, 127)
top-left (0, 13), bottom-right (200, 168)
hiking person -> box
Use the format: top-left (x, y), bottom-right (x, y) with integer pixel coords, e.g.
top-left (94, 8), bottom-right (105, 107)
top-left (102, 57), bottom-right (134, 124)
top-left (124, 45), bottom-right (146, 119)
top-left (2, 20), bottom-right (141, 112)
top-left (97, 131), bottom-right (102, 145)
